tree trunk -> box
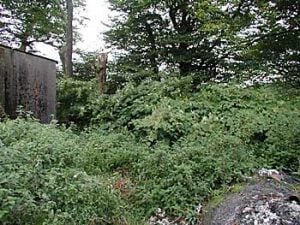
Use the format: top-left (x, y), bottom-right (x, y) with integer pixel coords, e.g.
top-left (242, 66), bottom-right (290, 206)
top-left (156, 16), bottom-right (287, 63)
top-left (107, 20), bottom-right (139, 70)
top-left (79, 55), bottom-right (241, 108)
top-left (97, 53), bottom-right (108, 94)
top-left (59, 46), bottom-right (67, 74)
top-left (65, 0), bottom-right (73, 77)
top-left (19, 34), bottom-right (29, 52)
top-left (145, 23), bottom-right (158, 73)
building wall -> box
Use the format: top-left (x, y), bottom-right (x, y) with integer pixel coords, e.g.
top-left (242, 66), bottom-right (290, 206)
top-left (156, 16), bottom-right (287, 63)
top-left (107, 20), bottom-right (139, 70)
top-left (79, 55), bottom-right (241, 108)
top-left (0, 45), bottom-right (56, 123)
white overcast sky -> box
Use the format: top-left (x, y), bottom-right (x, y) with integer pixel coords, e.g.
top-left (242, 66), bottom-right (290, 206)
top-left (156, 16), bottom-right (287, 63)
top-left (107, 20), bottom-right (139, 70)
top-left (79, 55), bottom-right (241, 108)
top-left (36, 0), bottom-right (112, 61)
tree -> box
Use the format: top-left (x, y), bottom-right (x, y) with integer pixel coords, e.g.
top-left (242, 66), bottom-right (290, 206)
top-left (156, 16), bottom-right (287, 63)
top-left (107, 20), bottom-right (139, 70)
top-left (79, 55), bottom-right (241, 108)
top-left (105, 0), bottom-right (246, 83)
top-left (106, 0), bottom-right (299, 86)
top-left (239, 0), bottom-right (300, 84)
top-left (65, 0), bottom-right (74, 77)
top-left (1, 0), bottom-right (86, 78)
top-left (72, 50), bottom-right (99, 81)
top-left (0, 0), bottom-right (65, 51)
top-left (97, 52), bottom-right (108, 93)
top-left (58, 0), bottom-right (86, 77)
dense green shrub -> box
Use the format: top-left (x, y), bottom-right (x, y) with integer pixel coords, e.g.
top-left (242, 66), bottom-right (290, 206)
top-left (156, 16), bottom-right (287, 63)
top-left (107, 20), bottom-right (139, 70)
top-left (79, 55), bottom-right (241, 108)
top-left (56, 76), bottom-right (194, 129)
top-left (57, 77), bottom-right (98, 127)
top-left (0, 119), bottom-right (131, 225)
top-left (73, 79), bottom-right (299, 218)
top-left (2, 77), bottom-right (299, 224)
top-left (89, 76), bottom-right (195, 129)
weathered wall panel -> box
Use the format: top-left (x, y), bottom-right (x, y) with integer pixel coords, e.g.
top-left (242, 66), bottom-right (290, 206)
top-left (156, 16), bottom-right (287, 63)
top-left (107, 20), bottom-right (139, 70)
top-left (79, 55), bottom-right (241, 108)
top-left (0, 47), bottom-right (6, 109)
top-left (0, 46), bottom-right (15, 115)
top-left (0, 44), bottom-right (56, 123)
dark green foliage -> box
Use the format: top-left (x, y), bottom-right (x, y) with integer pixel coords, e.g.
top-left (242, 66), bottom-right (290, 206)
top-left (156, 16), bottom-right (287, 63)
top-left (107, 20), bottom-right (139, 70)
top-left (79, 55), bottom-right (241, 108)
top-left (0, 0), bottom-right (86, 51)
top-left (2, 76), bottom-right (299, 223)
top-left (73, 50), bottom-right (98, 81)
top-left (234, 0), bottom-right (300, 84)
top-left (105, 0), bottom-right (240, 80)
top-left (106, 0), bottom-right (299, 85)
top-left (56, 76), bottom-right (299, 221)
top-left (2, 0), bottom-right (299, 222)
top-left (0, 0), bottom-right (65, 50)
top-left (0, 119), bottom-right (131, 224)
top-left (56, 77), bottom-right (98, 127)
top-left (84, 79), bottom-right (299, 217)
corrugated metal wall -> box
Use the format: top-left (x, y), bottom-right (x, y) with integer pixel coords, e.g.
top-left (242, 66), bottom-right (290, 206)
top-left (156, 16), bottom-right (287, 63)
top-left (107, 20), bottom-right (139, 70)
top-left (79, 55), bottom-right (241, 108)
top-left (0, 45), bottom-right (56, 123)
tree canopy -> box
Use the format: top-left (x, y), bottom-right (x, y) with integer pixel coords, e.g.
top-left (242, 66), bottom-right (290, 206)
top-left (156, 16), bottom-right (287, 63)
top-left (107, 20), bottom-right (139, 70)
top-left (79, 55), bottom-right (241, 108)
top-left (239, 0), bottom-right (300, 83)
top-left (105, 0), bottom-right (299, 85)
top-left (0, 0), bottom-right (65, 51)
top-left (0, 0), bottom-right (85, 52)
top-left (106, 0), bottom-right (233, 77)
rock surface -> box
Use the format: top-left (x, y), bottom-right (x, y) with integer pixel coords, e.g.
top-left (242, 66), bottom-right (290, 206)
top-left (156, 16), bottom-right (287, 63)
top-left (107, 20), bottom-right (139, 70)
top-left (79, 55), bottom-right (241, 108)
top-left (148, 170), bottom-right (299, 225)
top-left (202, 174), bottom-right (300, 225)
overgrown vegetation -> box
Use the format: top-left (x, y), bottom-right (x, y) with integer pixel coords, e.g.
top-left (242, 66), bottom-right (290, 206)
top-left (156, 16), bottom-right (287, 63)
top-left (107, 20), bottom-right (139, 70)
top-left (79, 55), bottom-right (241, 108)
top-left (1, 0), bottom-right (299, 224)
top-left (0, 118), bottom-right (137, 224)
top-left (1, 78), bottom-right (299, 224)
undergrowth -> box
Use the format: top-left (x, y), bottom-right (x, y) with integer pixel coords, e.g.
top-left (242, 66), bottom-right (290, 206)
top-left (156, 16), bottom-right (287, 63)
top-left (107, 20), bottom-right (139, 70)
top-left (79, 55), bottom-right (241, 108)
top-left (0, 78), bottom-right (299, 224)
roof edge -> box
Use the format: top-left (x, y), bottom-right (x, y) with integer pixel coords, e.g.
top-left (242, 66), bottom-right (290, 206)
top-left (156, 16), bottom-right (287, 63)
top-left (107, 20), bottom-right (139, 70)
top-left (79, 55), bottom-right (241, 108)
top-left (0, 43), bottom-right (58, 64)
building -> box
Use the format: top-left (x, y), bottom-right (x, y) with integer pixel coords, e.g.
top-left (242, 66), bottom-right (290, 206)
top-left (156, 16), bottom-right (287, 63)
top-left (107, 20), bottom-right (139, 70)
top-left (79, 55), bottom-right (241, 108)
top-left (0, 44), bottom-right (57, 123)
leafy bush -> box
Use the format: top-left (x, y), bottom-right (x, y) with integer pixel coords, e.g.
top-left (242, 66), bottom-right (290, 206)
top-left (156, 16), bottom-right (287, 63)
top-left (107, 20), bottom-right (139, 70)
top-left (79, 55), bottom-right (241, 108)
top-left (89, 76), bottom-right (195, 129)
top-left (2, 77), bottom-right (299, 224)
top-left (56, 75), bottom-right (194, 129)
top-left (74, 79), bottom-right (299, 218)
top-left (0, 119), bottom-right (131, 225)
top-left (57, 78), bottom-right (98, 127)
